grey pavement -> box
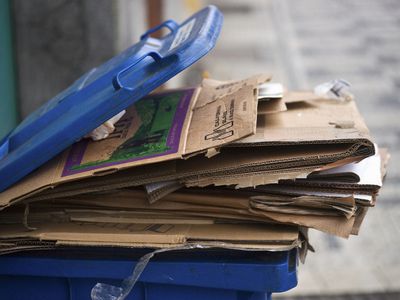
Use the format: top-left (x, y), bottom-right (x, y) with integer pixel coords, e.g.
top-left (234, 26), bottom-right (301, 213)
top-left (278, 291), bottom-right (400, 300)
top-left (189, 0), bottom-right (400, 297)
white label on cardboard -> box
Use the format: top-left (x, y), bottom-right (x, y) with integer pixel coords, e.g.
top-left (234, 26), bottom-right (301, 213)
top-left (169, 18), bottom-right (196, 50)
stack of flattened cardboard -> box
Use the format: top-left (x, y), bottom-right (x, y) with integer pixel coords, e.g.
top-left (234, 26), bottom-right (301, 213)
top-left (0, 74), bottom-right (388, 256)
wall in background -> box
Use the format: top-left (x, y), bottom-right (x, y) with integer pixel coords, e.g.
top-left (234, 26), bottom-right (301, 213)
top-left (12, 0), bottom-right (116, 118)
top-left (0, 0), bottom-right (18, 139)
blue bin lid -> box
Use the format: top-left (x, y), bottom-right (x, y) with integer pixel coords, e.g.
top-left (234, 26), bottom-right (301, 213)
top-left (0, 5), bottom-right (223, 192)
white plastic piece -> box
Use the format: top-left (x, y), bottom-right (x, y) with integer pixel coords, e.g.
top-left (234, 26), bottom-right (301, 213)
top-left (313, 79), bottom-right (353, 101)
top-left (85, 110), bottom-right (126, 141)
top-left (258, 83), bottom-right (284, 99)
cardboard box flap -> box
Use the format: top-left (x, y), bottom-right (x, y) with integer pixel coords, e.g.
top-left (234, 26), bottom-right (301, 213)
top-left (198, 73), bottom-right (271, 107)
top-left (258, 99), bottom-right (287, 115)
top-left (282, 91), bottom-right (324, 103)
top-left (183, 75), bottom-right (267, 155)
top-left (0, 153), bottom-right (63, 208)
top-left (234, 97), bottom-right (373, 147)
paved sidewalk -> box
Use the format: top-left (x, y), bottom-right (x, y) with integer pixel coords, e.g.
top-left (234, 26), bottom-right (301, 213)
top-left (196, 0), bottom-right (400, 296)
top-left (279, 291), bottom-right (400, 300)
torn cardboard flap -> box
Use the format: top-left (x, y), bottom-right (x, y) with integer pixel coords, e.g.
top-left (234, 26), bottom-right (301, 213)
top-left (258, 98), bottom-right (287, 115)
top-left (249, 207), bottom-right (355, 238)
top-left (201, 74), bottom-right (286, 115)
top-left (255, 183), bottom-right (375, 205)
top-left (282, 91), bottom-right (323, 103)
top-left (145, 180), bottom-right (183, 204)
top-left (183, 169), bottom-right (311, 188)
top-left (250, 195), bottom-right (356, 219)
top-left (184, 74), bottom-right (273, 155)
top-left (183, 84), bottom-right (258, 155)
top-left (199, 73), bottom-right (271, 108)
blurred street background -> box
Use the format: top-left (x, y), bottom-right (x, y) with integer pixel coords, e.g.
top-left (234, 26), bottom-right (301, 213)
top-left (1, 0), bottom-right (399, 298)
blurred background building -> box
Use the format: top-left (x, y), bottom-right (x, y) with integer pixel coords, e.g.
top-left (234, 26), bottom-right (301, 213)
top-left (1, 0), bottom-right (399, 298)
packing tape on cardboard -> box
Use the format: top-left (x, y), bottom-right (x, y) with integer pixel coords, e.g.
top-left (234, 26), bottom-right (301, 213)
top-left (91, 242), bottom-right (303, 300)
top-left (90, 244), bottom-right (207, 300)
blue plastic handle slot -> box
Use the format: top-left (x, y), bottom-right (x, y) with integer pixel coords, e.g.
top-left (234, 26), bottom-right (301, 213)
top-left (112, 51), bottom-right (163, 91)
top-left (140, 20), bottom-right (179, 40)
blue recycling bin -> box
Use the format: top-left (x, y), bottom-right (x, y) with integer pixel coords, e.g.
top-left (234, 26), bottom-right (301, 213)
top-left (0, 248), bottom-right (297, 300)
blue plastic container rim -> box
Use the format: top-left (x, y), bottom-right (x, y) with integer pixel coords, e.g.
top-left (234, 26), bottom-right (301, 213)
top-left (0, 248), bottom-right (298, 293)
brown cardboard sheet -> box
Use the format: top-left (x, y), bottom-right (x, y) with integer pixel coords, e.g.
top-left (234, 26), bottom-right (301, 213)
top-left (5, 187), bottom-right (360, 238)
top-left (0, 221), bottom-right (301, 254)
top-left (17, 142), bottom-right (369, 204)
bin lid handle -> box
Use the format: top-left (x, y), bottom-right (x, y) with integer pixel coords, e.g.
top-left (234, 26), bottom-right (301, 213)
top-left (140, 19), bottom-right (179, 40)
top-left (112, 51), bottom-right (163, 91)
